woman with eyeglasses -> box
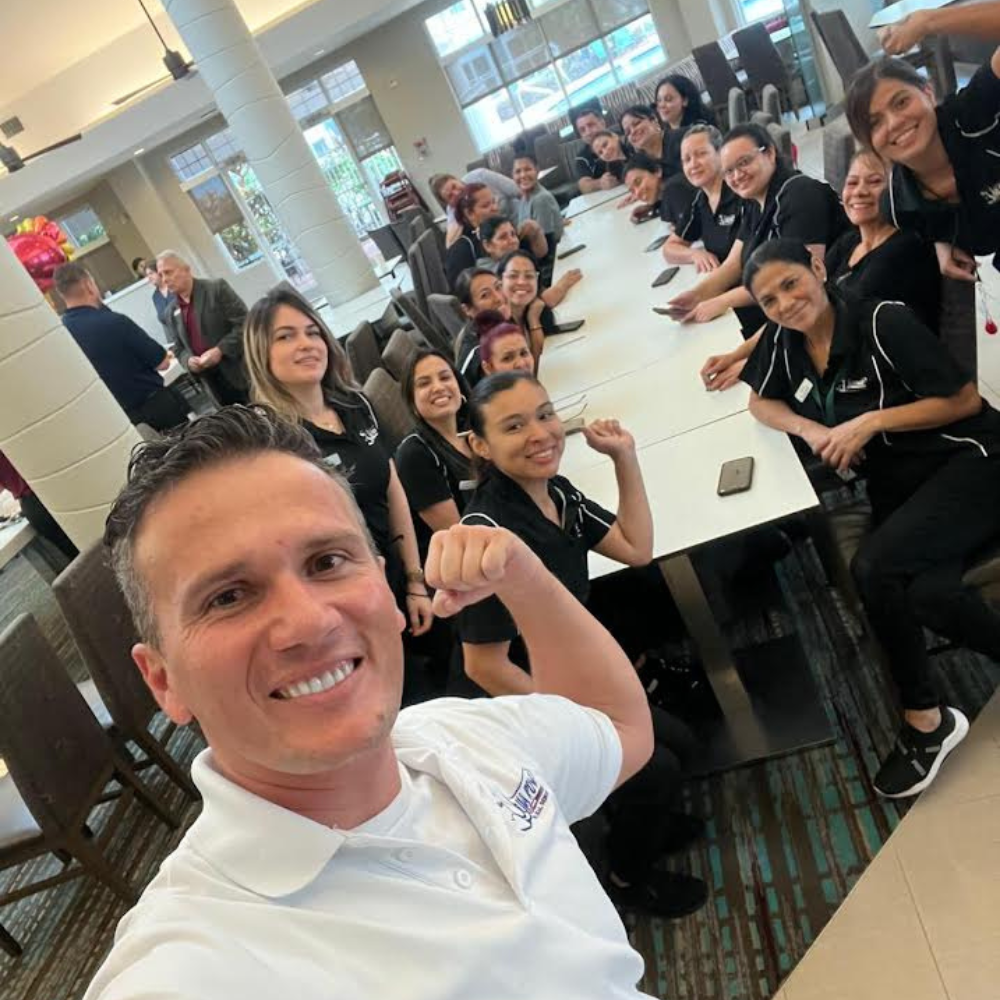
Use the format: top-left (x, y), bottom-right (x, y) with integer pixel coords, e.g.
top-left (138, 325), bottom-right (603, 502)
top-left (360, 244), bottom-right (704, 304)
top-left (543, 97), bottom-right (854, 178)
top-left (740, 237), bottom-right (1000, 798)
top-left (667, 123), bottom-right (849, 335)
top-left (700, 147), bottom-right (940, 392)
top-left (662, 124), bottom-right (741, 273)
top-left (845, 2), bottom-right (1000, 279)
top-left (498, 248), bottom-right (558, 363)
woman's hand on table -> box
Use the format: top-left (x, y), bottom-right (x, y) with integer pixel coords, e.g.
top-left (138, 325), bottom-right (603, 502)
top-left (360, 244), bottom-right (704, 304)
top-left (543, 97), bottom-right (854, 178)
top-left (690, 249), bottom-right (720, 274)
top-left (701, 353), bottom-right (745, 392)
top-left (682, 296), bottom-right (728, 324)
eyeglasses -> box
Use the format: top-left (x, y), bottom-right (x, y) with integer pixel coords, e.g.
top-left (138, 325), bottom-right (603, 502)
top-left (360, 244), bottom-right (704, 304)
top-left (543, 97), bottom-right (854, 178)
top-left (723, 147), bottom-right (767, 179)
top-left (504, 270), bottom-right (537, 281)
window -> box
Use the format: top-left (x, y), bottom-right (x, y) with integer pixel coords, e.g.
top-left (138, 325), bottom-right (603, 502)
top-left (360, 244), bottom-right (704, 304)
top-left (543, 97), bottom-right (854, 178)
top-left (425, 0), bottom-right (666, 151)
top-left (321, 61), bottom-right (366, 103)
top-left (737, 0), bottom-right (786, 23)
top-left (168, 144), bottom-right (212, 182)
top-left (288, 81), bottom-right (329, 122)
top-left (58, 206), bottom-right (107, 249)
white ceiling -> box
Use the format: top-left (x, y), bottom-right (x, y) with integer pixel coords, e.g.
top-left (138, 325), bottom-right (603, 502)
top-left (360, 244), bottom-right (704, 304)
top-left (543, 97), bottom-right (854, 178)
top-left (0, 0), bottom-right (315, 107)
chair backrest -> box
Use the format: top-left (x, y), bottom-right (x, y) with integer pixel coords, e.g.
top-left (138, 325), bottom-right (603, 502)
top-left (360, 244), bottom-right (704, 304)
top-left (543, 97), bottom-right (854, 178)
top-left (382, 327), bottom-right (424, 382)
top-left (390, 219), bottom-right (416, 256)
top-left (414, 229), bottom-right (450, 299)
top-left (732, 23), bottom-right (789, 92)
top-left (345, 320), bottom-right (383, 384)
top-left (406, 237), bottom-right (432, 316)
top-left (938, 277), bottom-right (978, 380)
top-left (766, 122), bottom-right (794, 162)
top-left (53, 542), bottom-right (157, 737)
top-left (728, 86), bottom-right (749, 127)
top-left (363, 368), bottom-right (414, 453)
top-left (366, 224), bottom-right (406, 264)
top-left (0, 614), bottom-right (117, 837)
top-left (426, 293), bottom-right (466, 346)
top-left (761, 83), bottom-right (783, 123)
top-left (693, 42), bottom-right (741, 108)
top-left (390, 286), bottom-right (451, 353)
top-left (532, 132), bottom-right (562, 170)
top-left (811, 10), bottom-right (870, 89)
top-left (822, 115), bottom-right (857, 196)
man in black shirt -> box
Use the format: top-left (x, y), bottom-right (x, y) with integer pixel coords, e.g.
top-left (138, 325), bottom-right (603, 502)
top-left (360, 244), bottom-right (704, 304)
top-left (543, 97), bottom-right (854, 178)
top-left (54, 263), bottom-right (189, 432)
top-left (570, 106), bottom-right (623, 194)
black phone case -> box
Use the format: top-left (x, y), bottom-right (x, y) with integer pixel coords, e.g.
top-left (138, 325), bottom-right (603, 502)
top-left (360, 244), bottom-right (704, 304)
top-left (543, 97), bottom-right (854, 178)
top-left (553, 319), bottom-right (585, 333)
top-left (651, 267), bottom-right (680, 289)
top-left (645, 235), bottom-right (668, 252)
top-left (557, 244), bottom-right (586, 259)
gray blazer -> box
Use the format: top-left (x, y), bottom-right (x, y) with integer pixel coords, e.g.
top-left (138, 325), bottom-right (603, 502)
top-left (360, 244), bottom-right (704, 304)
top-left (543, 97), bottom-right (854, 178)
top-left (165, 277), bottom-right (249, 391)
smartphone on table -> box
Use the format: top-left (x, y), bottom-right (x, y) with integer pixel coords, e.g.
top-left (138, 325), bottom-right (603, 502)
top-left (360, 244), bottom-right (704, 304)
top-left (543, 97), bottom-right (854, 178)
top-left (552, 319), bottom-right (585, 334)
top-left (651, 267), bottom-right (680, 289)
top-left (645, 235), bottom-right (668, 253)
top-left (557, 244), bottom-right (586, 260)
top-left (717, 457), bottom-right (755, 496)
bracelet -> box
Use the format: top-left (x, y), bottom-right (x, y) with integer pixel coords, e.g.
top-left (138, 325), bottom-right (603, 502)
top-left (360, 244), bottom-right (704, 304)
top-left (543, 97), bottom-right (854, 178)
top-left (406, 590), bottom-right (429, 598)
top-left (405, 567), bottom-right (424, 583)
top-left (529, 325), bottom-right (543, 332)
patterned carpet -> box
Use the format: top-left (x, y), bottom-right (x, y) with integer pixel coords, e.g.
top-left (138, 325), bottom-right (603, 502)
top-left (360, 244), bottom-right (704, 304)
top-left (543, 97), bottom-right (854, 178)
top-left (0, 527), bottom-right (996, 999)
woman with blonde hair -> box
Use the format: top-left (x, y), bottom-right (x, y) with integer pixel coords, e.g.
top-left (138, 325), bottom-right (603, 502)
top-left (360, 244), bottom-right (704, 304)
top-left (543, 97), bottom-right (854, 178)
top-left (244, 286), bottom-right (433, 644)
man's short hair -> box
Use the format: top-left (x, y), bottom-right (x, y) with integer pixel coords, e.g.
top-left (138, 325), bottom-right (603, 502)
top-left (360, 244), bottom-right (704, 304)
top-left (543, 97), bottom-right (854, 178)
top-left (569, 102), bottom-right (605, 137)
top-left (513, 150), bottom-right (537, 167)
top-left (155, 249), bottom-right (189, 269)
top-left (104, 405), bottom-right (374, 645)
top-left (53, 262), bottom-right (93, 298)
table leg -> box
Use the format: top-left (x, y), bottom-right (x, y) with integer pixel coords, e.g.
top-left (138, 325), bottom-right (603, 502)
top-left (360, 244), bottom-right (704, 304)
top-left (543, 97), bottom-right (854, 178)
top-left (659, 552), bottom-right (834, 773)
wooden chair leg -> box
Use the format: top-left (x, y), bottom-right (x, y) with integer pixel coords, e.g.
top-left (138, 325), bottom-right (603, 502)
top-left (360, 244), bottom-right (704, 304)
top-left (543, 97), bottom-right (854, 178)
top-left (115, 763), bottom-right (180, 829)
top-left (69, 835), bottom-right (140, 905)
top-left (132, 730), bottom-right (201, 801)
top-left (0, 921), bottom-right (22, 958)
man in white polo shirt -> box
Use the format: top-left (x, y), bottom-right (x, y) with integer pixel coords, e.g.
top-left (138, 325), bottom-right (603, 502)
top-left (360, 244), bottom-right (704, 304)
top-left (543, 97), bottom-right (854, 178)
top-left (86, 405), bottom-right (657, 1000)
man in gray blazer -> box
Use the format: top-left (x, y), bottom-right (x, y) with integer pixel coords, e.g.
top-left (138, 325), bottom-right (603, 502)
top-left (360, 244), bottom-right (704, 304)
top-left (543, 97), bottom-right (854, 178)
top-left (157, 251), bottom-right (249, 405)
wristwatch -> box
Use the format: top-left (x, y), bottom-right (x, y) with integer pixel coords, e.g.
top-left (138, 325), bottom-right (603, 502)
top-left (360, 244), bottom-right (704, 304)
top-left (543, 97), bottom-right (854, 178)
top-left (405, 568), bottom-right (425, 584)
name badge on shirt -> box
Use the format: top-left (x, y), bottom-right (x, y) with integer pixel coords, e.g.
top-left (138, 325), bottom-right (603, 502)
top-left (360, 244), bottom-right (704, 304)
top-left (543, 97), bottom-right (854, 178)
top-left (459, 479), bottom-right (477, 492)
top-left (794, 378), bottom-right (814, 403)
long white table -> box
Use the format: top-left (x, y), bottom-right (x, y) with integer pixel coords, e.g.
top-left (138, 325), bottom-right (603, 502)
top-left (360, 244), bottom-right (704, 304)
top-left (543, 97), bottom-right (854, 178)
top-left (548, 196), bottom-right (830, 770)
top-left (563, 183), bottom-right (629, 219)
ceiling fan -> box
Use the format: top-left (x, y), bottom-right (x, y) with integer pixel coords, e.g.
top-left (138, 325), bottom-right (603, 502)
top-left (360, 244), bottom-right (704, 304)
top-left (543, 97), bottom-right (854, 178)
top-left (0, 0), bottom-right (193, 173)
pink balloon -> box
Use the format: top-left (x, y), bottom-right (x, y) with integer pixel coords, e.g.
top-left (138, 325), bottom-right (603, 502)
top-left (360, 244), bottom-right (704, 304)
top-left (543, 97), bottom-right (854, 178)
top-left (7, 232), bottom-right (68, 293)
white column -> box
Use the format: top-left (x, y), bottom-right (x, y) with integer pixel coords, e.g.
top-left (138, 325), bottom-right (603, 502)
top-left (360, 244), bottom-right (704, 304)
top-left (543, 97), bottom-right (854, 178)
top-left (0, 241), bottom-right (142, 548)
top-left (162, 0), bottom-right (378, 307)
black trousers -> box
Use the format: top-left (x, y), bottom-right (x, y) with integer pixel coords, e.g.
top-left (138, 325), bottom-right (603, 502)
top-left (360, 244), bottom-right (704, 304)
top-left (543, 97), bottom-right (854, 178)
top-left (129, 387), bottom-right (190, 432)
top-left (851, 451), bottom-right (1000, 710)
top-left (19, 492), bottom-right (78, 561)
top-left (603, 706), bottom-right (698, 881)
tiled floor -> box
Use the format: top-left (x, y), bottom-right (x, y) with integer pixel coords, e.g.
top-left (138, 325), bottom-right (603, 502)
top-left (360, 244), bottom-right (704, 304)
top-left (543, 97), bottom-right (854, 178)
top-left (778, 689), bottom-right (1000, 1000)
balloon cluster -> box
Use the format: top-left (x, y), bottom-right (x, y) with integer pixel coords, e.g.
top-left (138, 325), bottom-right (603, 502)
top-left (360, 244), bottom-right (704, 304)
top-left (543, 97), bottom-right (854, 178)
top-left (6, 216), bottom-right (74, 292)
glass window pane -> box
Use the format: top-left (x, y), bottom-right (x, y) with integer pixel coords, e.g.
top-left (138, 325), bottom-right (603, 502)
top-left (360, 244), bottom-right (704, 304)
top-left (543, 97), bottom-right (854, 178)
top-left (205, 128), bottom-right (242, 165)
top-left (361, 147), bottom-right (405, 193)
top-left (463, 89), bottom-right (522, 152)
top-left (604, 15), bottom-right (666, 82)
top-left (58, 206), bottom-right (106, 248)
top-left (590, 0), bottom-right (650, 33)
top-left (539, 1), bottom-right (600, 57)
top-left (287, 81), bottom-right (329, 122)
top-left (215, 222), bottom-right (262, 270)
top-left (554, 39), bottom-right (615, 106)
top-left (425, 1), bottom-right (485, 58)
top-left (490, 20), bottom-right (549, 82)
top-left (338, 96), bottom-right (393, 158)
top-left (741, 0), bottom-right (785, 22)
top-left (186, 175), bottom-right (246, 235)
top-left (509, 65), bottom-right (565, 128)
top-left (445, 44), bottom-right (503, 104)
top-left (320, 60), bottom-right (366, 104)
top-left (168, 144), bottom-right (212, 182)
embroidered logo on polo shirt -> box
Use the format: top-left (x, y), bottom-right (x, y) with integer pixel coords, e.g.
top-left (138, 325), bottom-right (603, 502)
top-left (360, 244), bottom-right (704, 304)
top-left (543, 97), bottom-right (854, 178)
top-left (982, 181), bottom-right (1000, 206)
top-left (836, 377), bottom-right (870, 393)
top-left (495, 768), bottom-right (550, 832)
top-left (717, 213), bottom-right (737, 226)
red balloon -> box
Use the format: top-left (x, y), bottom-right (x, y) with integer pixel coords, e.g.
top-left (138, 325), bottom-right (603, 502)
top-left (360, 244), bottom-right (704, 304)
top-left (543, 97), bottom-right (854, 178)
top-left (7, 232), bottom-right (68, 293)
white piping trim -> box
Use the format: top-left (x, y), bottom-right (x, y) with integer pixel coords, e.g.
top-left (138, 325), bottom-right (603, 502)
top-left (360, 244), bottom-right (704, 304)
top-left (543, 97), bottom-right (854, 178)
top-left (460, 512), bottom-right (500, 528)
top-left (871, 353), bottom-right (890, 445)
top-left (940, 433), bottom-right (989, 457)
top-left (757, 325), bottom-right (783, 395)
top-left (678, 189), bottom-right (704, 241)
top-left (357, 390), bottom-right (379, 433)
top-left (887, 165), bottom-right (900, 229)
top-left (583, 505), bottom-right (614, 531)
top-left (956, 111), bottom-right (1000, 139)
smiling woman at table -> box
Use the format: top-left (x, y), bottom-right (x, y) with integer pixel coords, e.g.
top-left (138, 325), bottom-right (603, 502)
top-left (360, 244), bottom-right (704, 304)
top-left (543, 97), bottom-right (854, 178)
top-left (455, 370), bottom-right (708, 918)
top-left (701, 147), bottom-right (941, 391)
top-left (740, 238), bottom-right (1000, 799)
top-left (498, 248), bottom-right (558, 362)
top-left (244, 286), bottom-right (433, 642)
top-left (662, 124), bottom-right (742, 273)
top-left (846, 0), bottom-right (1000, 278)
top-left (620, 104), bottom-right (683, 178)
top-left (668, 123), bottom-right (849, 334)
top-left (453, 267), bottom-right (511, 388)
top-left (591, 129), bottom-right (629, 182)
top-left (622, 151), bottom-right (697, 227)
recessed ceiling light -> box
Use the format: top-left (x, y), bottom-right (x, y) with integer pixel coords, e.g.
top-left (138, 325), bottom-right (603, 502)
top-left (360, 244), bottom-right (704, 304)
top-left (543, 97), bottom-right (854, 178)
top-left (9, 215), bottom-right (20, 222)
top-left (133, 147), bottom-right (145, 155)
top-left (315, 49), bottom-right (325, 56)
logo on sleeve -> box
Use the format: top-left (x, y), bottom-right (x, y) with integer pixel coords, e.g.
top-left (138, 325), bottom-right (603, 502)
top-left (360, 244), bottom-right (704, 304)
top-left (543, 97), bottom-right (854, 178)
top-left (495, 769), bottom-right (550, 832)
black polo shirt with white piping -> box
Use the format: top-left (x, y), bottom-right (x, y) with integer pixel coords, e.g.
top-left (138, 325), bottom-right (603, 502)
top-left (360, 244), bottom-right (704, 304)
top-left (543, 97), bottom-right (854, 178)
top-left (741, 293), bottom-right (1000, 509)
top-left (884, 60), bottom-right (1000, 268)
top-left (675, 181), bottom-right (742, 263)
top-left (457, 470), bottom-right (614, 653)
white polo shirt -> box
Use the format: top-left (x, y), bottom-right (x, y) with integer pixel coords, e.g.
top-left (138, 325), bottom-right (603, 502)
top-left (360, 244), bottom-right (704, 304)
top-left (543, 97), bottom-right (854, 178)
top-left (85, 694), bottom-right (654, 1000)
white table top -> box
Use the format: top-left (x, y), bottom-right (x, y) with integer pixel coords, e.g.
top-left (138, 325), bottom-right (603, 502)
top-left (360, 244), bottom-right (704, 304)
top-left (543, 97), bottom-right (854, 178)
top-left (870, 0), bottom-right (959, 28)
top-left (0, 519), bottom-right (35, 571)
top-left (545, 194), bottom-right (818, 565)
top-left (162, 358), bottom-right (184, 386)
top-left (563, 184), bottom-right (628, 219)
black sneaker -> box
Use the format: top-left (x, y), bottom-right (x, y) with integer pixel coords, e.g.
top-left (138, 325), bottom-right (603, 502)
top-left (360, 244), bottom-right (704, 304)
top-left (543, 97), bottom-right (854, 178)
top-left (659, 812), bottom-right (707, 855)
top-left (873, 707), bottom-right (970, 798)
top-left (608, 870), bottom-right (708, 919)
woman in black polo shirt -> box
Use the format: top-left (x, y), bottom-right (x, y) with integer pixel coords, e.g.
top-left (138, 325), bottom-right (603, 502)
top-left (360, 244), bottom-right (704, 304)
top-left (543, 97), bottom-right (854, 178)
top-left (740, 238), bottom-right (1000, 798)
top-left (478, 312), bottom-right (535, 376)
top-left (622, 152), bottom-right (696, 228)
top-left (664, 124), bottom-right (742, 273)
top-left (244, 287), bottom-right (433, 641)
top-left (591, 129), bottom-right (629, 183)
top-left (620, 104), bottom-right (683, 177)
top-left (701, 147), bottom-right (941, 391)
top-left (669, 123), bottom-right (849, 335)
top-left (395, 349), bottom-right (474, 555)
top-left (453, 266), bottom-right (511, 389)
top-left (456, 370), bottom-right (707, 918)
top-left (445, 183), bottom-right (496, 290)
top-left (846, 3), bottom-right (1000, 278)
top-left (654, 74), bottom-right (717, 132)
top-left (497, 249), bottom-right (558, 362)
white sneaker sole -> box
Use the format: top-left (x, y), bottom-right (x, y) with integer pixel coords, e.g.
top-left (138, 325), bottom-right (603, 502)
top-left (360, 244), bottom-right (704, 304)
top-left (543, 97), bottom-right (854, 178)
top-left (876, 707), bottom-right (971, 799)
